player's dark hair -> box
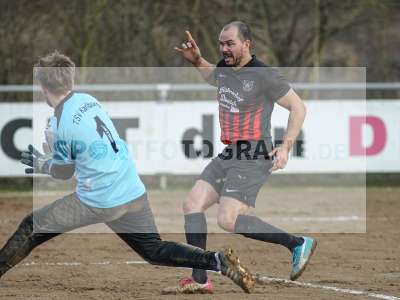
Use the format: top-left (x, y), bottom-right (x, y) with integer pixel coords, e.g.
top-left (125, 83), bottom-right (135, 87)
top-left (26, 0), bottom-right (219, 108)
top-left (34, 50), bottom-right (75, 96)
top-left (223, 21), bottom-right (253, 45)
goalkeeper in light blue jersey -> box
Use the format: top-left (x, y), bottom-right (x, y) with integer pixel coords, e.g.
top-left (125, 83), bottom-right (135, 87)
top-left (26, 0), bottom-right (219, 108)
top-left (0, 51), bottom-right (254, 294)
top-left (43, 91), bottom-right (146, 209)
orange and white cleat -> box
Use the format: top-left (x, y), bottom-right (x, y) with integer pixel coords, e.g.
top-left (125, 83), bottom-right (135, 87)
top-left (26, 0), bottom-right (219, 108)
top-left (162, 277), bottom-right (214, 294)
top-left (162, 249), bottom-right (254, 294)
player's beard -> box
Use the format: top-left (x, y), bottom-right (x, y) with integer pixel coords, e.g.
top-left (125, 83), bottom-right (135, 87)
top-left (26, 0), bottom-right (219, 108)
top-left (232, 56), bottom-right (241, 67)
top-left (223, 48), bottom-right (243, 67)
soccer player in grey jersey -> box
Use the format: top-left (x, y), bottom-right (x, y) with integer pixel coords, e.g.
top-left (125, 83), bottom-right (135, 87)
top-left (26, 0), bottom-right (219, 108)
top-left (168, 21), bottom-right (317, 294)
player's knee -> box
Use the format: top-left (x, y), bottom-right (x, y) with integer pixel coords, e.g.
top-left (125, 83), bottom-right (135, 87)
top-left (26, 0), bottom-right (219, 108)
top-left (183, 190), bottom-right (203, 214)
top-left (217, 212), bottom-right (237, 232)
top-left (182, 196), bottom-right (194, 214)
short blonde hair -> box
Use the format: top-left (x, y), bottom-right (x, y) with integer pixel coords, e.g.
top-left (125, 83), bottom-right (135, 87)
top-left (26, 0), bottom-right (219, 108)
top-left (34, 51), bottom-right (75, 95)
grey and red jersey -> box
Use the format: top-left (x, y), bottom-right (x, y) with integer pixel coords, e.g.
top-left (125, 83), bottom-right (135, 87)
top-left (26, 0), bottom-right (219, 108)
top-left (214, 56), bottom-right (290, 145)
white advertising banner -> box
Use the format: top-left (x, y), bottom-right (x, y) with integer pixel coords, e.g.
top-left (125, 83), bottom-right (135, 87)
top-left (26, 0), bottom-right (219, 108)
top-left (0, 100), bottom-right (397, 176)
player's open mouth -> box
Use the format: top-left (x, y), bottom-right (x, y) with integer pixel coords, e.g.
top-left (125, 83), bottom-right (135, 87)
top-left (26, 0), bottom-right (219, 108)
top-left (223, 54), bottom-right (234, 63)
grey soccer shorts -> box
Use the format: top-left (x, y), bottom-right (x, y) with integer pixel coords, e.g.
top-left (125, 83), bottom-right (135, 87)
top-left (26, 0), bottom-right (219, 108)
top-left (200, 143), bottom-right (273, 207)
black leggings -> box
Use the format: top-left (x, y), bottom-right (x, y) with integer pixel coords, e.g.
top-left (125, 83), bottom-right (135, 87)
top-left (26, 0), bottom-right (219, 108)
top-left (0, 198), bottom-right (219, 277)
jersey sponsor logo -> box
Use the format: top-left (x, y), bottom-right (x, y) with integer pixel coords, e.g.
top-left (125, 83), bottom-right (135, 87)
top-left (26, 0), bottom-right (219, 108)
top-left (219, 86), bottom-right (244, 102)
top-left (242, 79), bottom-right (255, 92)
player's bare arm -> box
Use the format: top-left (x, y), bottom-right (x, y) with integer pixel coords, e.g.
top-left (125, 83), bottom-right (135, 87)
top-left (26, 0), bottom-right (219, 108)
top-left (174, 31), bottom-right (216, 84)
top-left (269, 88), bottom-right (306, 172)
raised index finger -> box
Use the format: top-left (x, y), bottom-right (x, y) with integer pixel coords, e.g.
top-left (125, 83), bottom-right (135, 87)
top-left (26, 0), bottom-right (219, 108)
top-left (185, 30), bottom-right (194, 42)
top-left (185, 30), bottom-right (198, 49)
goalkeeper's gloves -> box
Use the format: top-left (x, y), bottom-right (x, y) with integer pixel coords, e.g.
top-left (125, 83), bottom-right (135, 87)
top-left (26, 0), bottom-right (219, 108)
top-left (20, 144), bottom-right (52, 174)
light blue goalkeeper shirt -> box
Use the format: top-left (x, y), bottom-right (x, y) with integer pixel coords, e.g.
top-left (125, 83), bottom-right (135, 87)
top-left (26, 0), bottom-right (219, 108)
top-left (47, 92), bottom-right (145, 208)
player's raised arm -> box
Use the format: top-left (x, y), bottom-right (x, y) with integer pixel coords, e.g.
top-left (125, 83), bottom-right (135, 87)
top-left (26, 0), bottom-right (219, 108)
top-left (174, 30), bottom-right (216, 85)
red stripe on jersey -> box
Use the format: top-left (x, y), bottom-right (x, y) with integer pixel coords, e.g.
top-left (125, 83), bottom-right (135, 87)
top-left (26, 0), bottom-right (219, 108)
top-left (241, 111), bottom-right (251, 140)
top-left (232, 113), bottom-right (240, 141)
top-left (252, 105), bottom-right (263, 140)
top-left (220, 108), bottom-right (230, 144)
top-left (226, 109), bottom-right (232, 143)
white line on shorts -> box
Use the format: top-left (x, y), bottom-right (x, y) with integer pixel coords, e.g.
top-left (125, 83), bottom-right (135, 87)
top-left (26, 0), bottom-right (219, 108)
top-left (20, 260), bottom-right (399, 300)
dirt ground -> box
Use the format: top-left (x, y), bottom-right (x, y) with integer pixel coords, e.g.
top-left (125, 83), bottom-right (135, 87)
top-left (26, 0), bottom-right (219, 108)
top-left (0, 187), bottom-right (399, 300)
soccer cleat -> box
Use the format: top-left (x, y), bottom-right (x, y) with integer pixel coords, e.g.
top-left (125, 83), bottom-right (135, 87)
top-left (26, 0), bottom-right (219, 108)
top-left (161, 277), bottom-right (214, 294)
top-left (290, 236), bottom-right (317, 281)
top-left (219, 248), bottom-right (255, 293)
